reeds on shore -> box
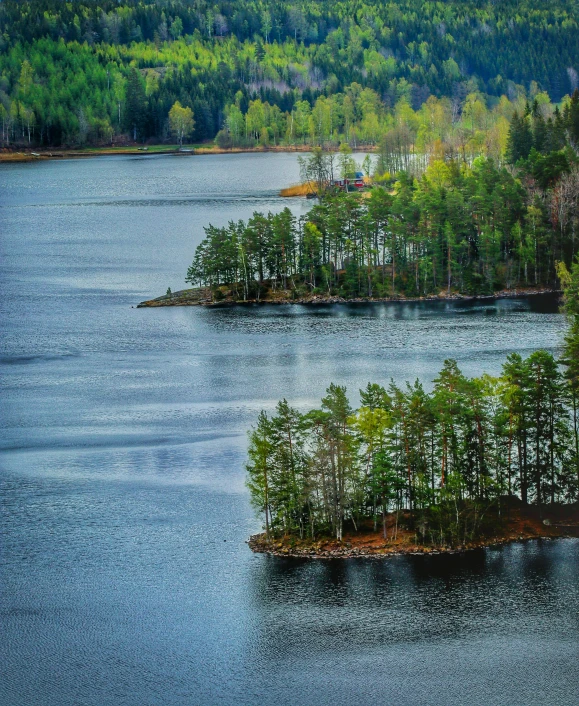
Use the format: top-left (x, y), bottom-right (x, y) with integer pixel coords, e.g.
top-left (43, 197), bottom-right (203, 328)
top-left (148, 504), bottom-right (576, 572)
top-left (279, 182), bottom-right (316, 197)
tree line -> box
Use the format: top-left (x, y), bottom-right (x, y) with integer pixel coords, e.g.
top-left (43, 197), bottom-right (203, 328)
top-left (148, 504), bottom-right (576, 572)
top-left (246, 266), bottom-right (579, 546)
top-left (186, 147), bottom-right (579, 299)
top-left (1, 0), bottom-right (579, 147)
top-left (217, 87), bottom-right (579, 161)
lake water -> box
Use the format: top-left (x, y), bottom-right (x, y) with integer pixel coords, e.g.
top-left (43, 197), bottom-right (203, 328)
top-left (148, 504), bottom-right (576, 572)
top-left (1, 153), bottom-right (578, 706)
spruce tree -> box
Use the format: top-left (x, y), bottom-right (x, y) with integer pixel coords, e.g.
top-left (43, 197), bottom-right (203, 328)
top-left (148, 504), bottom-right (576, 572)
top-left (124, 68), bottom-right (146, 141)
top-left (506, 111), bottom-right (533, 164)
top-left (246, 411), bottom-right (275, 540)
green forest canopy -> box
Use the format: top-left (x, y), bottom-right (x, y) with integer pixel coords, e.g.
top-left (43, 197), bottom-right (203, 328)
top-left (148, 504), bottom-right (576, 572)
top-left (1, 0), bottom-right (578, 146)
top-left (186, 130), bottom-right (579, 299)
top-left (247, 353), bottom-right (577, 545)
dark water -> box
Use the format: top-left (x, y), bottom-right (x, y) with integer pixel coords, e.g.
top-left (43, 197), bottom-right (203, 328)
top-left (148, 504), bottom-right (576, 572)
top-left (1, 154), bottom-right (578, 706)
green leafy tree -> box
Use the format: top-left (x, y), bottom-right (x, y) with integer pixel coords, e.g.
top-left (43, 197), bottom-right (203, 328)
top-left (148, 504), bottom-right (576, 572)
top-left (246, 411), bottom-right (275, 540)
top-left (169, 101), bottom-right (194, 147)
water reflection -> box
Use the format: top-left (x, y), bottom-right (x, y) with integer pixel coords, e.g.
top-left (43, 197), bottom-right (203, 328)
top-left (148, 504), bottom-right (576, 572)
top-left (248, 540), bottom-right (579, 661)
top-left (207, 293), bottom-right (560, 319)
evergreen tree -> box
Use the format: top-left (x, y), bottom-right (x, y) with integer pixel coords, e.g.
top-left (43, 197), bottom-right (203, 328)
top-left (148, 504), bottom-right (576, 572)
top-left (124, 68), bottom-right (146, 141)
top-left (506, 111), bottom-right (533, 164)
top-left (246, 411), bottom-right (275, 540)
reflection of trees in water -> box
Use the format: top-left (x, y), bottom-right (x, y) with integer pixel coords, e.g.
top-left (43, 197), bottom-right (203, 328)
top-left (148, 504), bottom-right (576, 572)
top-left (245, 541), bottom-right (577, 660)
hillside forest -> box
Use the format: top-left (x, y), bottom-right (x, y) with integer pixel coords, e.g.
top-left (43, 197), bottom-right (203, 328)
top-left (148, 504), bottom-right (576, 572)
top-left (1, 0), bottom-right (579, 151)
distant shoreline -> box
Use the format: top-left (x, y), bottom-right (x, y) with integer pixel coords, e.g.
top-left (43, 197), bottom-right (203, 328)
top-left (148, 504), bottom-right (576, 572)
top-left (137, 287), bottom-right (560, 309)
top-left (0, 147), bottom-right (194, 163)
top-left (0, 143), bottom-right (376, 164)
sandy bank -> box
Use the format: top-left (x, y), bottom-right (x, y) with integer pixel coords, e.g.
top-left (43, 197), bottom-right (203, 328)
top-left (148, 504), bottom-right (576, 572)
top-left (0, 143), bottom-right (380, 164)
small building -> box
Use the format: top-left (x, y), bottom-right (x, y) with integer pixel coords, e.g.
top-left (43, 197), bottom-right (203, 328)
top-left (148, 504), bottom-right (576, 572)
top-left (331, 177), bottom-right (366, 191)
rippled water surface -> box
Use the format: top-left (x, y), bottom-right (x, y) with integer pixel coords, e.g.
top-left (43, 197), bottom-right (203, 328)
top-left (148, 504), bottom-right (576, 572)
top-left (1, 154), bottom-right (578, 706)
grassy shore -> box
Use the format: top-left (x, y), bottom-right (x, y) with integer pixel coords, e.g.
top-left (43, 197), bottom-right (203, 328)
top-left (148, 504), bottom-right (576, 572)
top-left (248, 504), bottom-right (579, 559)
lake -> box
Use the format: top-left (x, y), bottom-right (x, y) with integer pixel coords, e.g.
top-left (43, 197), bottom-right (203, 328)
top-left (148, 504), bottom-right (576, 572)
top-left (1, 153), bottom-right (578, 706)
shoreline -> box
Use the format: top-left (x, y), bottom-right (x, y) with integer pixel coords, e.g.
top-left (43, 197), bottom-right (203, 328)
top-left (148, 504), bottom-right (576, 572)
top-left (137, 287), bottom-right (560, 308)
top-left (0, 143), bottom-right (375, 164)
top-left (247, 532), bottom-right (576, 560)
top-left (0, 147), bottom-right (198, 163)
top-left (247, 507), bottom-right (579, 560)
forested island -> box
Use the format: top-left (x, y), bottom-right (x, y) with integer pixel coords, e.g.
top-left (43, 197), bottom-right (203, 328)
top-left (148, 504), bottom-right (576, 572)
top-left (246, 268), bottom-right (579, 557)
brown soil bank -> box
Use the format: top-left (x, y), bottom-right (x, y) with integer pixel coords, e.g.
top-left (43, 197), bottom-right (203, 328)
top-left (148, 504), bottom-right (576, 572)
top-left (247, 505), bottom-right (579, 559)
top-left (137, 287), bottom-right (559, 308)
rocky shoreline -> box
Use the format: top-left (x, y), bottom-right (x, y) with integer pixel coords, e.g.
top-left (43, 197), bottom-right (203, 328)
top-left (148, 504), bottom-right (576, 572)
top-left (247, 529), bottom-right (576, 560)
top-left (247, 504), bottom-right (579, 559)
top-left (137, 287), bottom-right (560, 308)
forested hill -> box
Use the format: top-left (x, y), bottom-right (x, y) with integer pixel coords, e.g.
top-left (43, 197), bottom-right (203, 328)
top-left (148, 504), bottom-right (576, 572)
top-left (1, 0), bottom-right (579, 147)
top-left (3, 0), bottom-right (579, 96)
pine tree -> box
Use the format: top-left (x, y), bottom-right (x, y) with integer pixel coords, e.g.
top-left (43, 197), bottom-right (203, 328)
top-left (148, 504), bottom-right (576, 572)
top-left (525, 351), bottom-right (564, 506)
top-left (502, 353), bottom-right (531, 504)
top-left (566, 89), bottom-right (579, 144)
top-left (561, 317), bottom-right (579, 493)
top-left (506, 111), bottom-right (533, 164)
top-left (246, 411), bottom-right (275, 540)
top-left (124, 68), bottom-right (146, 142)
top-left (559, 258), bottom-right (579, 493)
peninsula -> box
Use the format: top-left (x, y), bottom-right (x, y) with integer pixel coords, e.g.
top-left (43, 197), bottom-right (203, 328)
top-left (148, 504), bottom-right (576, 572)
top-left (137, 285), bottom-right (558, 308)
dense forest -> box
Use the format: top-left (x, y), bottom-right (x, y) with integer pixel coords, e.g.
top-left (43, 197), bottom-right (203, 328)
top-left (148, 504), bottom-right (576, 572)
top-left (245, 262), bottom-right (579, 546)
top-left (1, 0), bottom-right (579, 147)
top-left (186, 99), bottom-right (579, 299)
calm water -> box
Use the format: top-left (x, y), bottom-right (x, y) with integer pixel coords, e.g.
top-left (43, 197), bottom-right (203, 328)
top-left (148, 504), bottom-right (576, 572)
top-left (1, 154), bottom-right (578, 706)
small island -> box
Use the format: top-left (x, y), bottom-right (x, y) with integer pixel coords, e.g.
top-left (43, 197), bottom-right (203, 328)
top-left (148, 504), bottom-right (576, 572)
top-left (244, 258), bottom-right (579, 559)
top-left (137, 284), bottom-right (558, 308)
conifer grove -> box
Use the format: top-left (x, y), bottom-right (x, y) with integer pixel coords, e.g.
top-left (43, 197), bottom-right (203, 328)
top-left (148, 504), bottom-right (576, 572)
top-left (246, 263), bottom-right (579, 546)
